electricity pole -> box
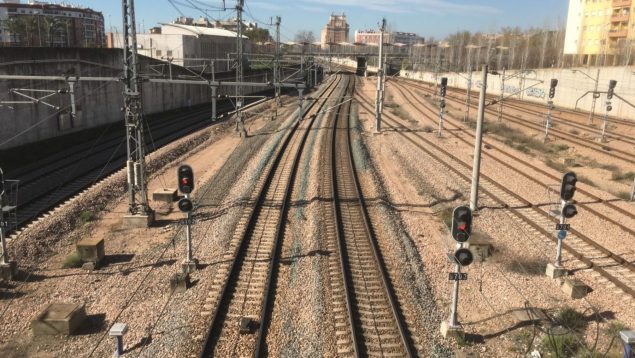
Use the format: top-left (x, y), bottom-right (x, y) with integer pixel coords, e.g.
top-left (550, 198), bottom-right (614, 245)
top-left (274, 16), bottom-right (281, 105)
top-left (0, 174), bottom-right (17, 280)
top-left (589, 68), bottom-right (600, 124)
top-left (498, 67), bottom-right (505, 122)
top-left (464, 67), bottom-right (472, 122)
top-left (122, 0), bottom-right (152, 225)
top-left (470, 65), bottom-right (488, 213)
top-left (210, 60), bottom-right (217, 121)
top-left (375, 17), bottom-right (386, 133)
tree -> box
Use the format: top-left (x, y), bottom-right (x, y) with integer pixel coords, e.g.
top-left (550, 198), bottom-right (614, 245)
top-left (244, 28), bottom-right (271, 43)
top-left (294, 30), bottom-right (315, 44)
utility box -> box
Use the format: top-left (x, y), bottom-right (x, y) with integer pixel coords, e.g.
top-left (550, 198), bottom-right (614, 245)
top-left (152, 188), bottom-right (178, 203)
top-left (76, 237), bottom-right (105, 266)
top-left (31, 303), bottom-right (86, 336)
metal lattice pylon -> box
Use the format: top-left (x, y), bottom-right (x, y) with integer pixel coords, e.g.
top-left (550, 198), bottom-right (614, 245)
top-left (235, 0), bottom-right (246, 135)
top-left (122, 0), bottom-right (151, 216)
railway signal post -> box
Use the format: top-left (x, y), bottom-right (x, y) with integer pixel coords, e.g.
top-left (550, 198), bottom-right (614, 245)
top-left (546, 172), bottom-right (578, 279)
top-left (178, 165), bottom-right (197, 274)
top-left (600, 80), bottom-right (617, 143)
top-left (0, 168), bottom-right (17, 281)
top-left (469, 65), bottom-right (488, 213)
top-left (437, 77), bottom-right (448, 137)
top-left (441, 206), bottom-right (474, 338)
top-left (543, 79), bottom-right (558, 143)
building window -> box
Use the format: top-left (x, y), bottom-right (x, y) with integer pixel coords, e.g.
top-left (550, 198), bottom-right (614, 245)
top-left (166, 50), bottom-right (173, 57)
top-left (156, 49), bottom-right (162, 56)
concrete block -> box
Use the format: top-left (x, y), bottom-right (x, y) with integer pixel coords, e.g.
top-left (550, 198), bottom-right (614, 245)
top-left (440, 321), bottom-right (464, 339)
top-left (466, 232), bottom-right (492, 262)
top-left (76, 237), bottom-right (104, 266)
top-left (545, 263), bottom-right (568, 279)
top-left (31, 303), bottom-right (86, 336)
top-left (0, 261), bottom-right (18, 281)
top-left (239, 316), bottom-right (259, 334)
top-left (181, 260), bottom-right (197, 275)
top-left (170, 272), bottom-right (190, 293)
top-left (511, 307), bottom-right (548, 323)
top-left (620, 330), bottom-right (635, 344)
top-left (561, 278), bottom-right (589, 299)
top-left (152, 188), bottom-right (177, 203)
top-left (122, 212), bottom-right (155, 229)
top-left (562, 157), bottom-right (576, 166)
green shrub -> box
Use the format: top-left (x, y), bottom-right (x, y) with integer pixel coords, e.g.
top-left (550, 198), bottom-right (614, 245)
top-left (556, 307), bottom-right (587, 331)
top-left (79, 210), bottom-right (96, 223)
top-left (62, 252), bottom-right (83, 269)
top-left (439, 207), bottom-right (453, 230)
top-left (511, 330), bottom-right (534, 353)
top-left (577, 175), bottom-right (596, 187)
top-left (611, 171), bottom-right (635, 181)
top-left (545, 159), bottom-right (568, 172)
top-left (541, 332), bottom-right (581, 357)
top-left (554, 144), bottom-right (570, 151)
top-left (615, 191), bottom-right (631, 200)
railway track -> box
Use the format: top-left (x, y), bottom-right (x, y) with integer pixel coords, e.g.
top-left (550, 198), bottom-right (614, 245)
top-left (491, 96), bottom-right (635, 146)
top-left (401, 77), bottom-right (635, 132)
top-left (390, 80), bottom-right (635, 232)
top-left (199, 74), bottom-right (343, 357)
top-left (399, 78), bottom-right (635, 164)
top-left (4, 92), bottom-right (273, 234)
top-left (355, 81), bottom-right (635, 301)
top-left (322, 75), bottom-right (414, 357)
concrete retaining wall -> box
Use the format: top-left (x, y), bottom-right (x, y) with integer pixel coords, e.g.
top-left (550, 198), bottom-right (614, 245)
top-left (400, 66), bottom-right (635, 122)
top-left (0, 48), bottom-right (273, 149)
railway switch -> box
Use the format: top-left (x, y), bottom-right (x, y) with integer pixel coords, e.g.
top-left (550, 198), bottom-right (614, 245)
top-left (178, 165), bottom-right (194, 194)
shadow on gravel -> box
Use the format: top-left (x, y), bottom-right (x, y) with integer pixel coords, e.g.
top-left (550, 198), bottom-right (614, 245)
top-left (119, 259), bottom-right (177, 276)
top-left (480, 321), bottom-right (533, 340)
top-left (103, 254), bottom-right (135, 266)
top-left (0, 290), bottom-right (26, 300)
top-left (75, 313), bottom-right (107, 335)
top-left (506, 258), bottom-right (549, 276)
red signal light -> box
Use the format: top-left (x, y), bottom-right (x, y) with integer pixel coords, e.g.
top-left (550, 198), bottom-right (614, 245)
top-left (458, 223), bottom-right (466, 231)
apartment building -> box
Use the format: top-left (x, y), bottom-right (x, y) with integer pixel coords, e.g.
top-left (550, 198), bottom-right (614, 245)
top-left (564, 0), bottom-right (635, 65)
top-left (0, 0), bottom-right (105, 48)
top-left (320, 13), bottom-right (349, 49)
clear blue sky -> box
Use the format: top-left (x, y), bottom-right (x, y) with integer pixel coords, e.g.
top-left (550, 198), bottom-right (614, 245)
top-left (80, 0), bottom-right (568, 41)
